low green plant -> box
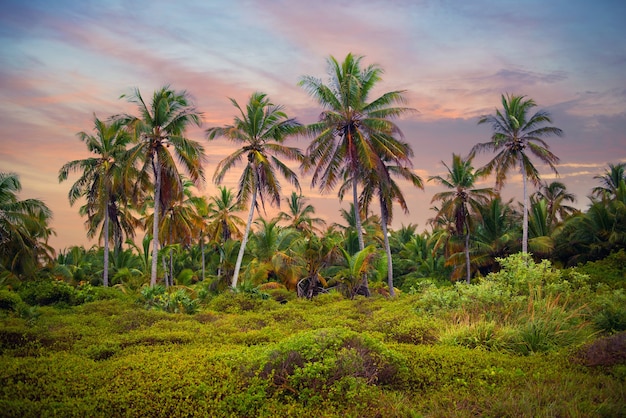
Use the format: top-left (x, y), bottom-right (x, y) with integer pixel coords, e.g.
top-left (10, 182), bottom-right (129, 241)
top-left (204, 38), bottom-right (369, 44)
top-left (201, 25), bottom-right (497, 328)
top-left (253, 328), bottom-right (409, 405)
top-left (139, 285), bottom-right (198, 314)
top-left (573, 249), bottom-right (626, 290)
top-left (591, 287), bottom-right (626, 333)
top-left (18, 279), bottom-right (78, 307)
top-left (0, 290), bottom-right (22, 312)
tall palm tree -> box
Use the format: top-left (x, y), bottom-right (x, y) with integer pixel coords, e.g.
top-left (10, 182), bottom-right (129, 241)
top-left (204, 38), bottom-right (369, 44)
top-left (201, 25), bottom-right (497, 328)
top-left (358, 154), bottom-right (424, 296)
top-left (0, 172), bottom-right (54, 280)
top-left (471, 94), bottom-right (563, 253)
top-left (592, 162), bottom-right (626, 201)
top-left (59, 116), bottom-right (134, 286)
top-left (299, 53), bottom-right (414, 252)
top-left (143, 178), bottom-right (205, 286)
top-left (206, 92), bottom-right (303, 288)
top-left (277, 192), bottom-right (326, 235)
top-left (429, 154), bottom-right (493, 283)
top-left (117, 86), bottom-right (205, 287)
top-left (531, 180), bottom-right (577, 228)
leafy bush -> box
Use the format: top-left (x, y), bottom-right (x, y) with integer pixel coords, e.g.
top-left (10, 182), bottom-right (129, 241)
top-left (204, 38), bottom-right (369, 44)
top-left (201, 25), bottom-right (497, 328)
top-left (139, 285), bottom-right (199, 314)
top-left (18, 279), bottom-right (78, 306)
top-left (0, 290), bottom-right (22, 312)
top-left (591, 287), bottom-right (626, 333)
top-left (207, 290), bottom-right (275, 313)
top-left (254, 328), bottom-right (409, 404)
top-left (574, 249), bottom-right (626, 289)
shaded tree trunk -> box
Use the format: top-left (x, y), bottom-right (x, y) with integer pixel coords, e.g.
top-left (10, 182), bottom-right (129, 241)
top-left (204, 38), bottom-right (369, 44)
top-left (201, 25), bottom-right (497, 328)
top-left (521, 162), bottom-right (528, 254)
top-left (232, 184), bottom-right (256, 288)
top-left (379, 194), bottom-right (395, 297)
top-left (464, 228), bottom-right (471, 284)
top-left (103, 202), bottom-right (110, 287)
top-left (150, 154), bottom-right (161, 287)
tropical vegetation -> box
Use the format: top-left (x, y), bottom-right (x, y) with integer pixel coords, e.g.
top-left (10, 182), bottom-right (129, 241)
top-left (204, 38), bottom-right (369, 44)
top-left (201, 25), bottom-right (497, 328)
top-left (2, 53), bottom-right (625, 416)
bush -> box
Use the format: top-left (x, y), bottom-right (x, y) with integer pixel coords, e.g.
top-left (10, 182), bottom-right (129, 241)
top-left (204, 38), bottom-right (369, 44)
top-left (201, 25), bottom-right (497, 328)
top-left (0, 290), bottom-right (23, 312)
top-left (576, 332), bottom-right (626, 368)
top-left (591, 287), bottom-right (626, 333)
top-left (18, 279), bottom-right (78, 306)
top-left (207, 291), bottom-right (275, 313)
top-left (254, 328), bottom-right (408, 404)
top-left (574, 250), bottom-right (626, 289)
top-left (139, 285), bottom-right (199, 314)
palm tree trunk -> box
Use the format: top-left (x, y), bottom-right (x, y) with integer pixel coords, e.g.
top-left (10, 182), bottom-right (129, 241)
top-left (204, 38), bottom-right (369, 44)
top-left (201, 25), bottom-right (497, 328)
top-left (232, 186), bottom-right (256, 288)
top-left (169, 248), bottom-right (173, 286)
top-left (464, 229), bottom-right (471, 284)
top-left (150, 155), bottom-right (161, 287)
top-left (379, 197), bottom-right (395, 297)
top-left (521, 162), bottom-right (528, 254)
top-left (161, 243), bottom-right (168, 287)
top-left (168, 219), bottom-right (173, 286)
top-left (200, 237), bottom-right (205, 281)
top-left (103, 203), bottom-right (110, 287)
top-left (352, 177), bottom-right (365, 251)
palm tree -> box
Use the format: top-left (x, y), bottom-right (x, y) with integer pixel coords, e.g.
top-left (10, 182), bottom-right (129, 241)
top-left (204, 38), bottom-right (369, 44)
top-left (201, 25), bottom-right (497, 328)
top-left (277, 192), bottom-right (326, 235)
top-left (471, 94), bottom-right (563, 253)
top-left (299, 53), bottom-right (415, 253)
top-left (117, 86), bottom-right (205, 287)
top-left (592, 162), bottom-right (626, 201)
top-left (0, 172), bottom-right (54, 280)
top-left (246, 218), bottom-right (301, 290)
top-left (472, 196), bottom-right (520, 275)
top-left (143, 178), bottom-right (205, 286)
top-left (59, 116), bottom-right (134, 287)
top-left (531, 180), bottom-right (578, 227)
top-left (206, 92), bottom-right (303, 288)
top-left (330, 245), bottom-right (380, 298)
top-left (207, 186), bottom-right (245, 243)
top-left (358, 154), bottom-right (424, 296)
top-left (428, 154), bottom-right (493, 283)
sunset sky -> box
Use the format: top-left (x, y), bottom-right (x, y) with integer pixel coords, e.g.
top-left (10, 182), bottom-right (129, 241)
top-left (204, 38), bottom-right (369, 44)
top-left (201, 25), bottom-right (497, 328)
top-left (1, 0), bottom-right (625, 251)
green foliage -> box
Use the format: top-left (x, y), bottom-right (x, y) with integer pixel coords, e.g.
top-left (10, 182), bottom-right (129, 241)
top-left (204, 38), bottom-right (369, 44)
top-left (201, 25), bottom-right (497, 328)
top-left (206, 289), bottom-right (274, 314)
top-left (254, 328), bottom-right (409, 404)
top-left (0, 290), bottom-right (22, 312)
top-left (18, 279), bottom-right (78, 306)
top-left (573, 249), bottom-right (626, 290)
top-left (0, 268), bottom-right (624, 417)
top-left (591, 287), bottom-right (626, 333)
top-left (140, 285), bottom-right (199, 314)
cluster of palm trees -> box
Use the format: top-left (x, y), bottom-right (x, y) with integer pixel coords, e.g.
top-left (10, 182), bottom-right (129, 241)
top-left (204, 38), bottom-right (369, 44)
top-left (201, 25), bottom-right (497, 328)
top-left (3, 53), bottom-right (625, 294)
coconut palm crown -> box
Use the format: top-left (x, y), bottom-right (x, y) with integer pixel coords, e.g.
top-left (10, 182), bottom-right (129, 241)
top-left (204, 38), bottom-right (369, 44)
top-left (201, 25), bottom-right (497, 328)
top-left (471, 94), bottom-right (563, 253)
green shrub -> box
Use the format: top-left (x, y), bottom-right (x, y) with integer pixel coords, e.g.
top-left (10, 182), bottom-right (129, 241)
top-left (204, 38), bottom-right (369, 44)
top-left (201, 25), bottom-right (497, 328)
top-left (74, 283), bottom-right (128, 304)
top-left (591, 287), bottom-right (626, 333)
top-left (140, 285), bottom-right (199, 314)
top-left (18, 279), bottom-right (78, 306)
top-left (207, 291), bottom-right (276, 313)
top-left (254, 328), bottom-right (408, 404)
top-left (84, 341), bottom-right (120, 361)
top-left (0, 290), bottom-right (22, 312)
top-left (574, 249), bottom-right (626, 289)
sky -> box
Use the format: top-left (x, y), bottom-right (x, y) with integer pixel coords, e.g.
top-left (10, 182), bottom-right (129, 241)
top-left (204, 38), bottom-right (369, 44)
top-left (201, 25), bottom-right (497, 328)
top-left (1, 0), bottom-right (625, 251)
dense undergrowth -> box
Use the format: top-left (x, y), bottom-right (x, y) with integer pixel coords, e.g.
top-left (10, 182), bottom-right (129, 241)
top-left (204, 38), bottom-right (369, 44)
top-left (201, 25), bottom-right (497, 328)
top-left (0, 254), bottom-right (625, 417)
